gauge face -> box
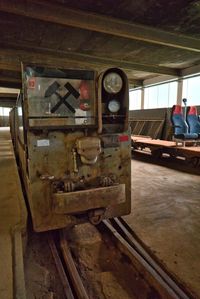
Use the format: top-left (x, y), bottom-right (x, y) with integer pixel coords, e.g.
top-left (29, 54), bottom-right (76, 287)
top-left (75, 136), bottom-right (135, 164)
top-left (108, 100), bottom-right (120, 113)
top-left (103, 72), bottom-right (123, 94)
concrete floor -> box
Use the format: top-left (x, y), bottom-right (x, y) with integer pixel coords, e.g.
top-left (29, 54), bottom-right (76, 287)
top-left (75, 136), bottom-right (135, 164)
top-left (124, 160), bottom-right (200, 298)
top-left (0, 128), bottom-right (27, 299)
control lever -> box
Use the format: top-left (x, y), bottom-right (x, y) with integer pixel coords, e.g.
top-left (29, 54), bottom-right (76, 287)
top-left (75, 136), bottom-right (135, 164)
top-left (182, 98), bottom-right (188, 133)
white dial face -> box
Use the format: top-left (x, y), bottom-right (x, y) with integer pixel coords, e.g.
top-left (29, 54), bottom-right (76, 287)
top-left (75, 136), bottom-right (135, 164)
top-left (108, 100), bottom-right (120, 113)
top-left (103, 72), bottom-right (123, 94)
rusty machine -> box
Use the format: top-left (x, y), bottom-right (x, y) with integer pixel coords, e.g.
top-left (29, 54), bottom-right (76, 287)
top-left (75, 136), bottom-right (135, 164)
top-left (11, 65), bottom-right (131, 232)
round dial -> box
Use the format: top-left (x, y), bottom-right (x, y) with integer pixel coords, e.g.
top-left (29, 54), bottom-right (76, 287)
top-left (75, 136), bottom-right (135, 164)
top-left (103, 72), bottom-right (123, 94)
top-left (108, 100), bottom-right (120, 113)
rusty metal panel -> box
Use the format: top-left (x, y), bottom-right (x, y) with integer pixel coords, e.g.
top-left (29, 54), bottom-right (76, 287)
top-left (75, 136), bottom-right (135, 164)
top-left (13, 66), bottom-right (131, 232)
top-left (28, 118), bottom-right (87, 128)
top-left (53, 184), bottom-right (126, 214)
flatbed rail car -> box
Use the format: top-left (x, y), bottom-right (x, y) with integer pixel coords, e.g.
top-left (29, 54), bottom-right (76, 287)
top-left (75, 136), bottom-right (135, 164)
top-left (131, 136), bottom-right (200, 166)
top-left (10, 65), bottom-right (131, 232)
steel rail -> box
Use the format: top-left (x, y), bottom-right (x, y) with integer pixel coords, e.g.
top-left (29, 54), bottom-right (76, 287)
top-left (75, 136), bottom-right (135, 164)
top-left (48, 232), bottom-right (75, 299)
top-left (102, 219), bottom-right (192, 299)
top-left (59, 230), bottom-right (90, 299)
top-left (111, 217), bottom-right (192, 299)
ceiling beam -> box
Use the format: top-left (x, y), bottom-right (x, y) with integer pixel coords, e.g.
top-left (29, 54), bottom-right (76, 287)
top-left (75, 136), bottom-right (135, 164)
top-left (0, 70), bottom-right (21, 87)
top-left (0, 70), bottom-right (21, 79)
top-left (0, 73), bottom-right (142, 89)
top-left (181, 64), bottom-right (200, 77)
top-left (129, 79), bottom-right (143, 88)
top-left (0, 81), bottom-right (21, 89)
top-left (0, 61), bottom-right (142, 88)
top-left (0, 93), bottom-right (18, 98)
top-left (143, 75), bottom-right (178, 86)
top-left (0, 44), bottom-right (179, 76)
top-left (0, 99), bottom-right (17, 107)
top-left (0, 0), bottom-right (200, 53)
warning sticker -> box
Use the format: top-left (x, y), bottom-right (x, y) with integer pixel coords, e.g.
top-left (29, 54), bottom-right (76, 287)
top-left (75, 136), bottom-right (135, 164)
top-left (28, 77), bottom-right (36, 89)
top-left (37, 139), bottom-right (50, 147)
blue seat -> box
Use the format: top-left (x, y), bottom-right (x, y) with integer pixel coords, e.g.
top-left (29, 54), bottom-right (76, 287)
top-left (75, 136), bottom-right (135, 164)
top-left (187, 106), bottom-right (200, 137)
top-left (171, 105), bottom-right (198, 140)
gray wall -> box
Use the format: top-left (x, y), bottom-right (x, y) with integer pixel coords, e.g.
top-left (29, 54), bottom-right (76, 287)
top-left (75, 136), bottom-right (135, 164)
top-left (129, 106), bottom-right (200, 140)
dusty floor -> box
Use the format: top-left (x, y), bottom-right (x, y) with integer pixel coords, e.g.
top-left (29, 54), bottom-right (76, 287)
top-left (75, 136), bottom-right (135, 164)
top-left (67, 223), bottom-right (169, 299)
top-left (124, 159), bottom-right (200, 298)
top-left (24, 223), bottom-right (171, 299)
top-left (24, 231), bottom-right (65, 299)
top-left (0, 128), bottom-right (27, 299)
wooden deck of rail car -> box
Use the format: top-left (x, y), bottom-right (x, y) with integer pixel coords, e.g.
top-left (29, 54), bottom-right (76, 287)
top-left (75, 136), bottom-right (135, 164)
top-left (124, 158), bottom-right (200, 298)
top-left (0, 127), bottom-right (27, 299)
top-left (132, 135), bottom-right (200, 158)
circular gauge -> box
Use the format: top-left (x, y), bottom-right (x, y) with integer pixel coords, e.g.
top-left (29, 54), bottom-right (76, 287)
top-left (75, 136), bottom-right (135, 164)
top-left (103, 72), bottom-right (123, 94)
top-left (108, 100), bottom-right (120, 113)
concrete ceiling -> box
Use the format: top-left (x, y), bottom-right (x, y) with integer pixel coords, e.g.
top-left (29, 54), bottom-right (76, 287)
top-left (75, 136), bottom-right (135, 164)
top-left (0, 0), bottom-right (200, 105)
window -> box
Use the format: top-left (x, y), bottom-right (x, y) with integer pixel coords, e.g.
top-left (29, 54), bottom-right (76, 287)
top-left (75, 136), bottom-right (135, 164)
top-left (144, 86), bottom-right (157, 109)
top-left (0, 107), bottom-right (11, 116)
top-left (130, 76), bottom-right (200, 110)
top-left (144, 81), bottom-right (178, 109)
top-left (129, 89), bottom-right (142, 110)
top-left (182, 76), bottom-right (200, 106)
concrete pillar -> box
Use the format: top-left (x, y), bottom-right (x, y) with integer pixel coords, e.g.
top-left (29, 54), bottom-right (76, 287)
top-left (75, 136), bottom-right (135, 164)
top-left (141, 87), bottom-right (145, 109)
top-left (177, 79), bottom-right (183, 105)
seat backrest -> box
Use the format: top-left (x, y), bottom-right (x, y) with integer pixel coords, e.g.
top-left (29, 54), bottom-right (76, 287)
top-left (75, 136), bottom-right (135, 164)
top-left (171, 105), bottom-right (188, 134)
top-left (187, 106), bottom-right (200, 134)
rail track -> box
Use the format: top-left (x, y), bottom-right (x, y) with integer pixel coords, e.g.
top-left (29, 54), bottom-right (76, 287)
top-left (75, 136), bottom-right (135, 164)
top-left (103, 218), bottom-right (192, 299)
top-left (48, 230), bottom-right (89, 299)
top-left (48, 218), bottom-right (193, 299)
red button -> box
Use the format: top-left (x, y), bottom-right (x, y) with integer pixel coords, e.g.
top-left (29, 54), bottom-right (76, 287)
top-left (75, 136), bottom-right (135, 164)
top-left (119, 135), bottom-right (129, 142)
top-left (28, 77), bottom-right (36, 89)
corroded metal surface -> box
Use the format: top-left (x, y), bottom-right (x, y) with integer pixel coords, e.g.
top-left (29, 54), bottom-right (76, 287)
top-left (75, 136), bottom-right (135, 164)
top-left (11, 66), bottom-right (131, 232)
top-left (53, 184), bottom-right (126, 214)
